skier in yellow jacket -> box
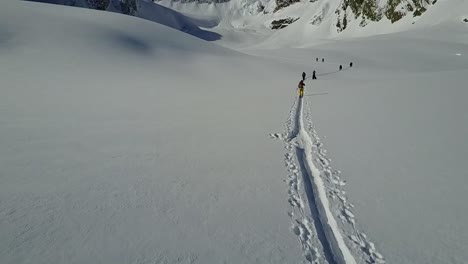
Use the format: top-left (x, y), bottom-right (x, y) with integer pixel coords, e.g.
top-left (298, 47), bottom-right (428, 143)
top-left (298, 80), bottom-right (305, 98)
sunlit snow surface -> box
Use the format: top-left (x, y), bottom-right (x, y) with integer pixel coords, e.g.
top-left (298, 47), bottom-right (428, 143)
top-left (1, 0), bottom-right (468, 264)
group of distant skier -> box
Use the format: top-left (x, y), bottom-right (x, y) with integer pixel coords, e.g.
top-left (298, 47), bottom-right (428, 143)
top-left (297, 59), bottom-right (354, 98)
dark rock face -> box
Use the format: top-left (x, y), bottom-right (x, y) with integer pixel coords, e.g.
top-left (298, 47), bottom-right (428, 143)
top-left (335, 0), bottom-right (433, 32)
top-left (119, 0), bottom-right (138, 15)
top-left (158, 0), bottom-right (230, 3)
top-left (271, 17), bottom-right (299, 29)
top-left (87, 0), bottom-right (110, 10)
top-left (275, 0), bottom-right (301, 12)
top-left (271, 0), bottom-right (435, 32)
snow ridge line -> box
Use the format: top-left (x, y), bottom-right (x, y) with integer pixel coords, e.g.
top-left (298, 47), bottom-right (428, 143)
top-left (293, 97), bottom-right (357, 264)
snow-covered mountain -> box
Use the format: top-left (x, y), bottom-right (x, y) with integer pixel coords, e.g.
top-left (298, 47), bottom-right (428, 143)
top-left (335, 0), bottom-right (434, 30)
top-left (29, 0), bottom-right (468, 47)
top-left (155, 0), bottom-right (467, 47)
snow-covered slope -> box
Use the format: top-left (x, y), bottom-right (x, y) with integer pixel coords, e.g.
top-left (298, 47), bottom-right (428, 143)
top-left (157, 0), bottom-right (468, 48)
top-left (247, 19), bottom-right (468, 263)
top-left (28, 0), bottom-right (221, 40)
top-left (28, 0), bottom-right (467, 47)
top-left (1, 0), bottom-right (468, 263)
top-left (0, 1), bottom-right (305, 263)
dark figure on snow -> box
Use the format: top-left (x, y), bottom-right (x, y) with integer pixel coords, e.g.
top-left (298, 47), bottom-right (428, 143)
top-left (312, 70), bottom-right (317, 80)
top-left (322, 58), bottom-right (324, 62)
top-left (339, 65), bottom-right (343, 71)
top-left (298, 80), bottom-right (305, 98)
top-left (302, 72), bottom-right (306, 81)
top-left (350, 62), bottom-right (353, 67)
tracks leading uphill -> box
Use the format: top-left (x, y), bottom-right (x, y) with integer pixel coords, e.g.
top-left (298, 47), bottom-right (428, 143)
top-left (271, 96), bottom-right (385, 264)
top-left (291, 97), bottom-right (356, 264)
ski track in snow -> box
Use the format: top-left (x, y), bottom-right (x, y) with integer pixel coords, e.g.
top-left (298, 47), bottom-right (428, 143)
top-left (272, 99), bottom-right (324, 264)
top-left (271, 95), bottom-right (385, 264)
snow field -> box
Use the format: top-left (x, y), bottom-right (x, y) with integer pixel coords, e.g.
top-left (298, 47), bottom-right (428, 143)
top-left (1, 0), bottom-right (468, 263)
